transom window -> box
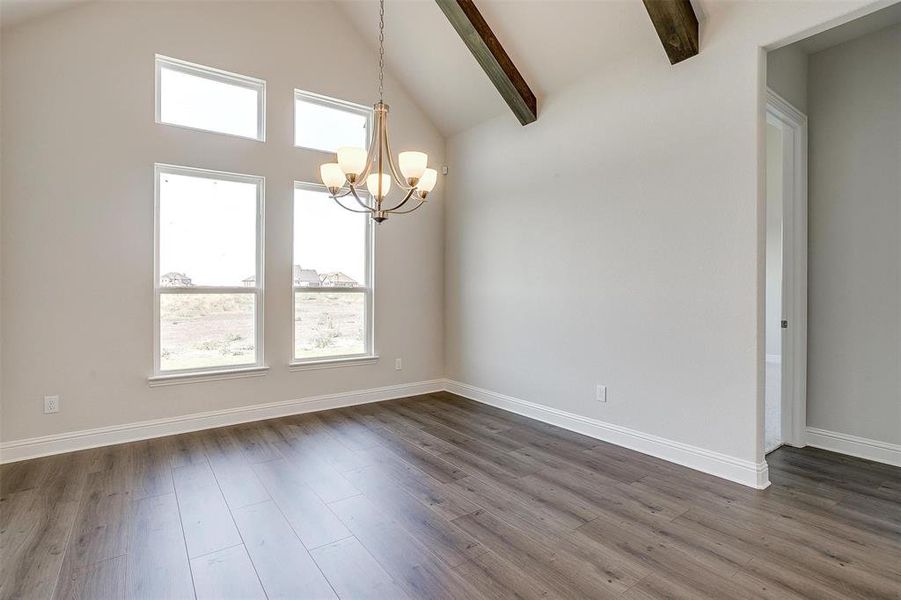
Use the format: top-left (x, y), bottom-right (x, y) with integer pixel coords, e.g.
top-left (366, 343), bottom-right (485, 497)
top-left (294, 89), bottom-right (370, 153)
top-left (154, 164), bottom-right (264, 374)
top-left (156, 55), bottom-right (266, 141)
top-left (292, 182), bottom-right (373, 362)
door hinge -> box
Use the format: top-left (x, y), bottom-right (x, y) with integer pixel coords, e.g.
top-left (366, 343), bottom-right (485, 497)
top-left (781, 320), bottom-right (789, 329)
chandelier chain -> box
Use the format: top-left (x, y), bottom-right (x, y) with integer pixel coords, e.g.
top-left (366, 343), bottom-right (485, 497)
top-left (378, 0), bottom-right (385, 103)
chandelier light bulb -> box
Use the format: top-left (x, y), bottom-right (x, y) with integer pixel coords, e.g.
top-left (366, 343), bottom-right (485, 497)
top-left (337, 146), bottom-right (367, 180)
top-left (366, 173), bottom-right (392, 199)
top-left (320, 163), bottom-right (345, 193)
top-left (398, 151), bottom-right (428, 183)
top-left (418, 168), bottom-right (437, 197)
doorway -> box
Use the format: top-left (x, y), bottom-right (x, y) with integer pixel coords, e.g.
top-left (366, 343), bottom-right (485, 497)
top-left (765, 89), bottom-right (807, 453)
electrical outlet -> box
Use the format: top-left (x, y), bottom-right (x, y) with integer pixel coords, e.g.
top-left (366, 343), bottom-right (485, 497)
top-left (395, 358), bottom-right (403, 371)
top-left (596, 385), bottom-right (607, 403)
top-left (44, 395), bottom-right (60, 414)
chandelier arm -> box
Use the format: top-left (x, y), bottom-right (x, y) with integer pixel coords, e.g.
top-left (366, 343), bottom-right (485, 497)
top-left (387, 199), bottom-right (425, 215)
top-left (350, 137), bottom-right (377, 189)
top-left (359, 118), bottom-right (383, 183)
top-left (382, 187), bottom-right (418, 213)
top-left (348, 185), bottom-right (376, 212)
top-left (332, 196), bottom-right (372, 214)
top-left (329, 185), bottom-right (369, 203)
top-left (380, 110), bottom-right (414, 190)
top-left (381, 110), bottom-right (403, 183)
top-left (347, 112), bottom-right (382, 189)
top-left (354, 160), bottom-right (373, 188)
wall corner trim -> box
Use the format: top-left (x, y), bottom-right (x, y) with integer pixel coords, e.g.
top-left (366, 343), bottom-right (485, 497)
top-left (806, 427), bottom-right (901, 467)
top-left (444, 379), bottom-right (771, 489)
top-left (0, 379), bottom-right (444, 464)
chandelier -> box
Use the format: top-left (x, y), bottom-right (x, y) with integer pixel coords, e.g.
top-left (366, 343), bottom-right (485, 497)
top-left (319, 0), bottom-right (437, 223)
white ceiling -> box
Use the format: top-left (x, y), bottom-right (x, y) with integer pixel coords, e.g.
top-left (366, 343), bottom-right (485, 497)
top-left (336, 0), bottom-right (667, 136)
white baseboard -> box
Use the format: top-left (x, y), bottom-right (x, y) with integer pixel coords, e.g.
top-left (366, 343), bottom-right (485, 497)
top-left (806, 427), bottom-right (901, 467)
top-left (0, 376), bottom-right (779, 489)
top-left (444, 379), bottom-right (770, 489)
top-left (0, 379), bottom-right (444, 464)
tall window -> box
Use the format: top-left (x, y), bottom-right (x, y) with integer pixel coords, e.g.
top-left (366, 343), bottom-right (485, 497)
top-left (154, 164), bottom-right (264, 374)
top-left (294, 89), bottom-right (370, 153)
top-left (293, 183), bottom-right (373, 362)
top-left (156, 55), bottom-right (266, 141)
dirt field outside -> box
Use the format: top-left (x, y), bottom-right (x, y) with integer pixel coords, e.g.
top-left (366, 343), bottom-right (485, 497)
top-left (158, 291), bottom-right (366, 370)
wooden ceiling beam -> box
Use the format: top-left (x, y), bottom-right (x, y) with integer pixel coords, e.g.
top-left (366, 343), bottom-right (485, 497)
top-left (435, 0), bottom-right (537, 125)
top-left (642, 0), bottom-right (699, 65)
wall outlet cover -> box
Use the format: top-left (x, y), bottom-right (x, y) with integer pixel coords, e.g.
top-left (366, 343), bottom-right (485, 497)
top-left (596, 385), bottom-right (607, 403)
top-left (44, 395), bottom-right (60, 414)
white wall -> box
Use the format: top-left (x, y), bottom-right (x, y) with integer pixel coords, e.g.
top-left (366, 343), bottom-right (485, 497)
top-left (806, 23), bottom-right (901, 444)
top-left (765, 124), bottom-right (783, 359)
top-left (0, 1), bottom-right (446, 444)
top-left (445, 0), bottom-right (888, 467)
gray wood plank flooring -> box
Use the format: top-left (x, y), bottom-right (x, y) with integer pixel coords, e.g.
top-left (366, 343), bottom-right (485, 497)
top-left (1, 392), bottom-right (899, 599)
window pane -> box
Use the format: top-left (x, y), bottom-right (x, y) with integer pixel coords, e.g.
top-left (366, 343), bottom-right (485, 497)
top-left (294, 186), bottom-right (366, 287)
top-left (294, 291), bottom-right (365, 359)
top-left (159, 170), bottom-right (258, 287)
top-left (158, 60), bottom-right (262, 139)
top-left (295, 95), bottom-right (368, 152)
top-left (160, 293), bottom-right (255, 371)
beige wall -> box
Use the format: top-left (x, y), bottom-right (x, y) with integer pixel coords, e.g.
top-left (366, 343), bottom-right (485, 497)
top-left (0, 1), bottom-right (446, 443)
top-left (807, 23), bottom-right (901, 444)
top-left (767, 44), bottom-right (808, 113)
top-left (444, 0), bottom-right (886, 465)
top-left (3, 0), bottom-right (895, 469)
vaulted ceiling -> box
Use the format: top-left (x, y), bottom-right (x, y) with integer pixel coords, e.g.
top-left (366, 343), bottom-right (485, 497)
top-left (2, 0), bottom-right (705, 137)
top-left (336, 0), bottom-right (696, 136)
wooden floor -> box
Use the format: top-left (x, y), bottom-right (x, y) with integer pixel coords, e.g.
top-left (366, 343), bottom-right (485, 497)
top-left (1, 392), bottom-right (899, 599)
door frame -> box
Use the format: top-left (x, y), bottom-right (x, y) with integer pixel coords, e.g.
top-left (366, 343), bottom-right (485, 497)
top-left (765, 88), bottom-right (808, 449)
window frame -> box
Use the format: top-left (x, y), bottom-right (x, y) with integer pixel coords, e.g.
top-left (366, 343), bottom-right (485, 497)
top-left (290, 180), bottom-right (375, 366)
top-left (152, 163), bottom-right (266, 378)
top-left (293, 89), bottom-right (372, 153)
top-left (155, 55), bottom-right (267, 142)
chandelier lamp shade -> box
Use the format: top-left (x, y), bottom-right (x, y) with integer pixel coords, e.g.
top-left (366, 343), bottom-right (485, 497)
top-left (319, 0), bottom-right (437, 223)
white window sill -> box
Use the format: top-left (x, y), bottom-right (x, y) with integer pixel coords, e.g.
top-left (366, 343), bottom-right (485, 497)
top-left (148, 366), bottom-right (269, 387)
top-left (288, 355), bottom-right (379, 372)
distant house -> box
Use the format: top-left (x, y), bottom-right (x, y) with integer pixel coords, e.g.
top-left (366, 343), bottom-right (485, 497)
top-left (320, 272), bottom-right (358, 288)
top-left (242, 276), bottom-right (256, 287)
top-left (293, 266), bottom-right (320, 287)
top-left (160, 272), bottom-right (193, 287)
